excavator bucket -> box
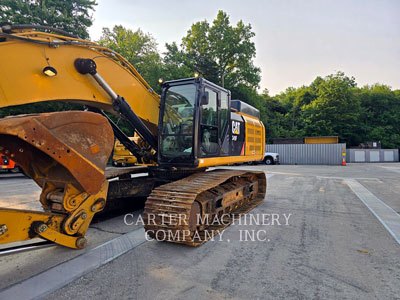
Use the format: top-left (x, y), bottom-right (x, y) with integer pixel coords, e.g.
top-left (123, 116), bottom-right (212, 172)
top-left (0, 111), bottom-right (114, 248)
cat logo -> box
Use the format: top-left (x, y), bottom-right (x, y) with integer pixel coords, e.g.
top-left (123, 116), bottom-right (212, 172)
top-left (232, 121), bottom-right (240, 135)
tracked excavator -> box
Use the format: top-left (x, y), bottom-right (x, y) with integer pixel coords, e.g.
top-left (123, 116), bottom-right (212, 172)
top-left (0, 25), bottom-right (266, 249)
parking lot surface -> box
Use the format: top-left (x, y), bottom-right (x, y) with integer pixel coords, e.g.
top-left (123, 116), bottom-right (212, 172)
top-left (0, 163), bottom-right (399, 300)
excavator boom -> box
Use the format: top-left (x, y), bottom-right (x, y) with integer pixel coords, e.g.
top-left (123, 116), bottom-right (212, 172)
top-left (0, 28), bottom-right (160, 132)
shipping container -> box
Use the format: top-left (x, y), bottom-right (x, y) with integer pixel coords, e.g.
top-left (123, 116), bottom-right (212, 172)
top-left (304, 136), bottom-right (338, 144)
top-left (266, 143), bottom-right (345, 165)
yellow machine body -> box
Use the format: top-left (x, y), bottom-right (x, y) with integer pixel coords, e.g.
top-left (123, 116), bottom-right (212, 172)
top-left (112, 137), bottom-right (138, 165)
top-left (198, 112), bottom-right (265, 168)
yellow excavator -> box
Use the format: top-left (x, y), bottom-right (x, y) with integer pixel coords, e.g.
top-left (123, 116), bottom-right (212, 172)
top-left (0, 24), bottom-right (266, 249)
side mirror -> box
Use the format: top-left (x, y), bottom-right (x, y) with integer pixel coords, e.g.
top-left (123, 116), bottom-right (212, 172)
top-left (200, 91), bottom-right (209, 106)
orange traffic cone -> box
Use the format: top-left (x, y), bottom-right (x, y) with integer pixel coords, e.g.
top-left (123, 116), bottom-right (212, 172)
top-left (342, 157), bottom-right (346, 166)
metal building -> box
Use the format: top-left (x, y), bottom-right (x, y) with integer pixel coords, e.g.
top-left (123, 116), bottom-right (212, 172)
top-left (266, 143), bottom-right (346, 165)
top-left (346, 149), bottom-right (399, 163)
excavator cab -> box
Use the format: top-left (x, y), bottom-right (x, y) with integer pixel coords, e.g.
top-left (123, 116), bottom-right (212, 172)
top-left (159, 77), bottom-right (231, 168)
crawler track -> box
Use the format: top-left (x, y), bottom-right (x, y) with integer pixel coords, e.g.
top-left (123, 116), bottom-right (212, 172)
top-left (143, 169), bottom-right (266, 246)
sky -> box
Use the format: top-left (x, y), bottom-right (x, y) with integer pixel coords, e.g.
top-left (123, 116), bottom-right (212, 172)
top-left (88, 0), bottom-right (400, 96)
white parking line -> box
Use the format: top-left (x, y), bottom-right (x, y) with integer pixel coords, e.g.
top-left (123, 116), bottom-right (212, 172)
top-left (0, 227), bottom-right (147, 300)
top-left (380, 166), bottom-right (400, 174)
top-left (317, 176), bottom-right (380, 181)
top-left (345, 179), bottom-right (400, 245)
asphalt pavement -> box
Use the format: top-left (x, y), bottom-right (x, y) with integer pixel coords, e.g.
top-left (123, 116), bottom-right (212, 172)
top-left (0, 163), bottom-right (399, 300)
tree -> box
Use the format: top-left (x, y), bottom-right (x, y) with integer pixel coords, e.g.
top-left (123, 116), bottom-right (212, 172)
top-left (0, 0), bottom-right (97, 39)
top-left (262, 72), bottom-right (400, 147)
top-left (160, 42), bottom-right (195, 82)
top-left (98, 25), bottom-right (162, 90)
top-left (165, 10), bottom-right (261, 89)
top-left (262, 91), bottom-right (288, 142)
top-left (300, 72), bottom-right (362, 145)
top-left (180, 20), bottom-right (219, 83)
top-left (358, 84), bottom-right (400, 148)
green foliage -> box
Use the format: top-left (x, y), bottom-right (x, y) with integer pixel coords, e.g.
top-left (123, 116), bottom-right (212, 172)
top-left (301, 72), bottom-right (361, 145)
top-left (0, 102), bottom-right (84, 119)
top-left (160, 42), bottom-right (193, 81)
top-left (264, 72), bottom-right (400, 148)
top-left (357, 84), bottom-right (400, 148)
top-left (97, 25), bottom-right (162, 91)
top-left (0, 0), bottom-right (97, 39)
top-left (165, 10), bottom-right (260, 89)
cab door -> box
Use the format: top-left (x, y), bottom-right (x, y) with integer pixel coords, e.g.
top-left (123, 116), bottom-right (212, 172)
top-left (198, 86), bottom-right (230, 157)
top-left (199, 86), bottom-right (219, 156)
